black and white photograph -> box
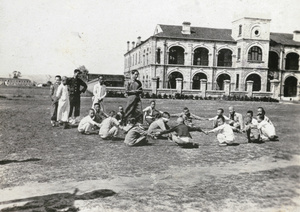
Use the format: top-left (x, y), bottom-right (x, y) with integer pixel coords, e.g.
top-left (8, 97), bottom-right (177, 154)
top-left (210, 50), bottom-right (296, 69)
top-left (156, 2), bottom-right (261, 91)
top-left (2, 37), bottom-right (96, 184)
top-left (0, 0), bottom-right (300, 211)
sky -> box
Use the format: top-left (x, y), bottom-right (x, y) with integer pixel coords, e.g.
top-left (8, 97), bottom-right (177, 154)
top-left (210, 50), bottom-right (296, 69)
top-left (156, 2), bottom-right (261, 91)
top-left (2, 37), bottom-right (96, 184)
top-left (0, 0), bottom-right (300, 81)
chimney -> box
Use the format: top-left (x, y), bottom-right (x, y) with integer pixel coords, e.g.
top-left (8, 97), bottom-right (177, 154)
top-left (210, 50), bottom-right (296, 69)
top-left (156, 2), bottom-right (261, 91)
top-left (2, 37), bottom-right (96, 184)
top-left (127, 41), bottom-right (130, 51)
top-left (132, 41), bottom-right (135, 49)
top-left (293, 30), bottom-right (300, 42)
top-left (182, 22), bottom-right (191, 35)
top-left (136, 36), bottom-right (141, 46)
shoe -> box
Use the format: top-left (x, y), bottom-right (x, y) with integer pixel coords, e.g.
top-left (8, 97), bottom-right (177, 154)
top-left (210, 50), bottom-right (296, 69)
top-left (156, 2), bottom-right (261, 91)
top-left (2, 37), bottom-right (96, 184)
top-left (219, 143), bottom-right (227, 147)
top-left (51, 121), bottom-right (56, 127)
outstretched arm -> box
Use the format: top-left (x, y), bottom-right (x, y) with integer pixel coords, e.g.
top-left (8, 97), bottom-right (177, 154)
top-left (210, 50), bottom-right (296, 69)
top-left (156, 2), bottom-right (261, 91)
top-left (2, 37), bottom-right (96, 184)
top-left (190, 113), bottom-right (206, 120)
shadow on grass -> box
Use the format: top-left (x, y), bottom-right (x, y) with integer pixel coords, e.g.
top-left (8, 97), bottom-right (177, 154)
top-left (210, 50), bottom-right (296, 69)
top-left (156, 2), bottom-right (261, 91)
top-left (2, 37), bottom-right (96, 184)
top-left (0, 188), bottom-right (116, 212)
top-left (0, 158), bottom-right (41, 165)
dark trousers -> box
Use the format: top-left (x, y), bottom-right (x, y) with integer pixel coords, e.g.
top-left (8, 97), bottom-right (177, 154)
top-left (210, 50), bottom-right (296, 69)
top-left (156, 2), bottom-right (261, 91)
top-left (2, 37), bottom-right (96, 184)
top-left (69, 95), bottom-right (81, 117)
top-left (51, 102), bottom-right (58, 121)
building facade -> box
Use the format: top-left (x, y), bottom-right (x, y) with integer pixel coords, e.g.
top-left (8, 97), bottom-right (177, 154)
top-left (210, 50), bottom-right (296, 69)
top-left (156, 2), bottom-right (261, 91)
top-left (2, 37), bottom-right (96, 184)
top-left (124, 16), bottom-right (300, 100)
top-left (0, 78), bottom-right (32, 86)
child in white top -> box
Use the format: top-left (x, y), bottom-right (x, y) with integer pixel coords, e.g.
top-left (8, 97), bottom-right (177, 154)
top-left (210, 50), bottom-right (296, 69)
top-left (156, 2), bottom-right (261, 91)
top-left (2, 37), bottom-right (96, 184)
top-left (99, 111), bottom-right (120, 139)
top-left (78, 108), bottom-right (102, 134)
top-left (257, 114), bottom-right (278, 142)
top-left (143, 100), bottom-right (163, 124)
top-left (206, 115), bottom-right (235, 146)
top-left (56, 76), bottom-right (70, 129)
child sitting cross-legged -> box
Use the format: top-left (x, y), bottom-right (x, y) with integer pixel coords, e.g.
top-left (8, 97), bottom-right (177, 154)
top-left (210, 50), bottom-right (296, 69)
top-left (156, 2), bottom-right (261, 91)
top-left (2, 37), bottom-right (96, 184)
top-left (99, 110), bottom-right (120, 140)
top-left (205, 115), bottom-right (235, 146)
top-left (78, 108), bottom-right (102, 134)
top-left (156, 117), bottom-right (205, 148)
top-left (124, 118), bottom-right (155, 147)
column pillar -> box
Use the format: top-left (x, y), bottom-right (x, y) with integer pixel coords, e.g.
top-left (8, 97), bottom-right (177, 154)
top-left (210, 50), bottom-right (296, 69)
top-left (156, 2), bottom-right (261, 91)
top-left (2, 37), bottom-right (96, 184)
top-left (151, 77), bottom-right (158, 95)
top-left (270, 79), bottom-right (280, 99)
top-left (224, 80), bottom-right (231, 96)
top-left (246, 80), bottom-right (254, 97)
top-left (200, 79), bottom-right (207, 98)
top-left (176, 78), bottom-right (183, 94)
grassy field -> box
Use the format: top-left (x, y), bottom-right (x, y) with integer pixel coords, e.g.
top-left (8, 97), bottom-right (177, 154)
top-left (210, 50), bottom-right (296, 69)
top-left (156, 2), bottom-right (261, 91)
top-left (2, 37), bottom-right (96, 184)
top-left (0, 95), bottom-right (299, 212)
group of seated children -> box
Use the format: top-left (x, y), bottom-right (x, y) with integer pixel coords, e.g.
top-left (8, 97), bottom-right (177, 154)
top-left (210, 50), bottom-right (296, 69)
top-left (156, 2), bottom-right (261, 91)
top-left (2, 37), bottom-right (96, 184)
top-left (76, 100), bottom-right (278, 148)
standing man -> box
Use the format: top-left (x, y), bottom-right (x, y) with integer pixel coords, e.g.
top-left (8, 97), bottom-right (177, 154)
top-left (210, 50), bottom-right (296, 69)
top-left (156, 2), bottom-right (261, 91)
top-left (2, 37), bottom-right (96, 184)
top-left (68, 69), bottom-right (87, 124)
top-left (50, 75), bottom-right (61, 127)
top-left (124, 70), bottom-right (143, 124)
top-left (92, 76), bottom-right (107, 111)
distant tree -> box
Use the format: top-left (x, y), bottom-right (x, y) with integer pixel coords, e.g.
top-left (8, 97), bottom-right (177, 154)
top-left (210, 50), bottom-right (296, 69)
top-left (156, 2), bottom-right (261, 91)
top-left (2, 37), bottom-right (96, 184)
top-left (47, 81), bottom-right (52, 86)
top-left (12, 71), bottom-right (21, 78)
top-left (77, 65), bottom-right (89, 81)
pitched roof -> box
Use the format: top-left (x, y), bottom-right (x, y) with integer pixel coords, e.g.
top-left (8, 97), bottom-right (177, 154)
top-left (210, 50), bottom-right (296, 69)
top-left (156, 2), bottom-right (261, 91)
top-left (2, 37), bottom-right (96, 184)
top-left (270, 32), bottom-right (300, 47)
top-left (154, 24), bottom-right (300, 47)
top-left (154, 24), bottom-right (235, 42)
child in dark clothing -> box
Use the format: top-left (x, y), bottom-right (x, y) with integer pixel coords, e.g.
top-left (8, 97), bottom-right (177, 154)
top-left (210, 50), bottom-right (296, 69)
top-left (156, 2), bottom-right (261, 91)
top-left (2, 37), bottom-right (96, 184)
top-left (156, 117), bottom-right (206, 148)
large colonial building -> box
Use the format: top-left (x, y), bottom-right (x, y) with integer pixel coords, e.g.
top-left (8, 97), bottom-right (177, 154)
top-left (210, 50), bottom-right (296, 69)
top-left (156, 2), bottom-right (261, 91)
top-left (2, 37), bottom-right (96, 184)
top-left (124, 16), bottom-right (300, 100)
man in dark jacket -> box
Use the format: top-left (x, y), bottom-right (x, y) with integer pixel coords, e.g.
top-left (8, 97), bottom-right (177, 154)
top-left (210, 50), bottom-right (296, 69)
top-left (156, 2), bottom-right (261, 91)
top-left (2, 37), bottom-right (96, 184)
top-left (68, 69), bottom-right (87, 124)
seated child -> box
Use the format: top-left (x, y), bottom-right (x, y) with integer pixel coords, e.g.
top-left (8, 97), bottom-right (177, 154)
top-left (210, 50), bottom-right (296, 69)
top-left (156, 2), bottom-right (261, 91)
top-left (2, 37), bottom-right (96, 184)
top-left (93, 102), bottom-right (108, 125)
top-left (99, 110), bottom-right (120, 139)
top-left (78, 108), bottom-right (102, 134)
top-left (156, 117), bottom-right (205, 148)
top-left (148, 112), bottom-right (170, 138)
top-left (115, 105), bottom-right (125, 126)
top-left (256, 114), bottom-right (278, 142)
top-left (124, 118), bottom-right (155, 147)
top-left (206, 115), bottom-right (235, 146)
top-left (243, 110), bottom-right (260, 143)
top-left (171, 107), bottom-right (205, 127)
top-left (228, 106), bottom-right (244, 132)
top-left (207, 108), bottom-right (230, 128)
top-left (143, 100), bottom-right (163, 125)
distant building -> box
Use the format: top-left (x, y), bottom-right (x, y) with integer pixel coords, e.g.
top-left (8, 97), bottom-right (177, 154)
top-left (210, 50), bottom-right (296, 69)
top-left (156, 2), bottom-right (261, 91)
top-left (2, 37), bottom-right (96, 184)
top-left (87, 74), bottom-right (124, 87)
top-left (0, 78), bottom-right (32, 87)
top-left (124, 16), bottom-right (300, 100)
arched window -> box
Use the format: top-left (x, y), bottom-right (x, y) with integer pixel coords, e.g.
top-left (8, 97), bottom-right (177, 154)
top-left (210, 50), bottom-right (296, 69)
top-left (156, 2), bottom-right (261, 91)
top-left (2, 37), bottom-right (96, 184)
top-left (284, 76), bottom-right (298, 97)
top-left (192, 73), bottom-right (207, 90)
top-left (156, 48), bottom-right (161, 64)
top-left (193, 48), bottom-right (209, 66)
top-left (248, 46), bottom-right (262, 61)
top-left (169, 46), bottom-right (184, 65)
top-left (216, 74), bottom-right (230, 90)
top-left (285, 53), bottom-right (299, 70)
top-left (167, 72), bottom-right (183, 89)
top-left (217, 49), bottom-right (232, 67)
top-left (246, 74), bottom-right (261, 91)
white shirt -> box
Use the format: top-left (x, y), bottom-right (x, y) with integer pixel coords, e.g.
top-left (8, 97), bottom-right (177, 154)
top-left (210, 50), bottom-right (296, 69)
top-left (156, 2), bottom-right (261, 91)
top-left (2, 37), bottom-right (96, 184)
top-left (210, 123), bottom-right (235, 140)
top-left (99, 117), bottom-right (119, 135)
top-left (56, 84), bottom-right (69, 101)
top-left (93, 83), bottom-right (107, 101)
top-left (78, 115), bottom-right (98, 129)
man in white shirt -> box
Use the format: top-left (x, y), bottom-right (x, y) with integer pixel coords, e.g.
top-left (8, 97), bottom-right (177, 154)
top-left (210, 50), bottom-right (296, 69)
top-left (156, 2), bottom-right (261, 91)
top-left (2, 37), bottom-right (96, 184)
top-left (257, 114), bottom-right (278, 142)
top-left (207, 108), bottom-right (230, 128)
top-left (78, 108), bottom-right (101, 134)
top-left (206, 115), bottom-right (235, 146)
top-left (92, 76), bottom-right (107, 111)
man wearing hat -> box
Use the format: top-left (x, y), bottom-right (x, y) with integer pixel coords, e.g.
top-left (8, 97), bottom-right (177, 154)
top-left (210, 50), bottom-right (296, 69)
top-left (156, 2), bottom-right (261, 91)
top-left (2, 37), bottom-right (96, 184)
top-left (67, 69), bottom-right (87, 124)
